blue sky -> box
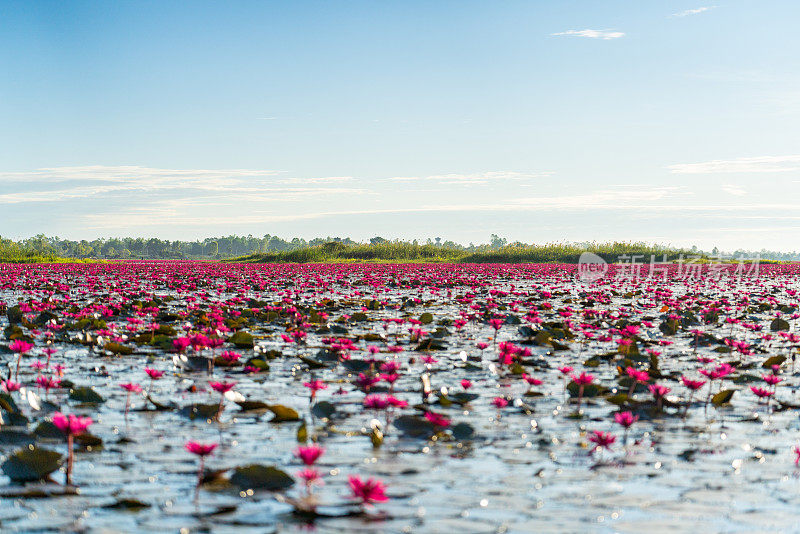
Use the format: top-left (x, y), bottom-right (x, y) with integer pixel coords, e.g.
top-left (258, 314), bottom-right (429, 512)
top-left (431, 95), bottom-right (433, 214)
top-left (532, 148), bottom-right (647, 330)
top-left (1, 1), bottom-right (799, 250)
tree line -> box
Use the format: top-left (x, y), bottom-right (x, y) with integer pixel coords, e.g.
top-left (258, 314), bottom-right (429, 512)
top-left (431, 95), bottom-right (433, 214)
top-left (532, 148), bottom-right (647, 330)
top-left (1, 234), bottom-right (798, 261)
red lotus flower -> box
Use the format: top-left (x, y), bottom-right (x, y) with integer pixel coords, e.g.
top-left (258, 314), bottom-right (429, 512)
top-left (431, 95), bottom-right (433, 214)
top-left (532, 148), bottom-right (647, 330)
top-left (614, 411), bottom-right (638, 429)
top-left (348, 475), bottom-right (389, 505)
top-left (571, 372), bottom-right (594, 386)
top-left (750, 386), bottom-right (774, 398)
top-left (424, 411), bottom-right (451, 428)
top-left (303, 380), bottom-right (327, 392)
top-left (120, 382), bottom-right (143, 393)
top-left (209, 381), bottom-right (236, 394)
top-left (185, 441), bottom-right (218, 457)
top-left (295, 445), bottom-right (324, 466)
top-left (588, 430), bottom-right (616, 450)
top-left (9, 340), bottom-right (33, 354)
top-left (1, 379), bottom-right (21, 393)
top-left (53, 412), bottom-right (93, 436)
top-left (144, 367), bottom-right (164, 379)
top-left (681, 376), bottom-right (706, 391)
top-left (492, 397), bottom-right (509, 408)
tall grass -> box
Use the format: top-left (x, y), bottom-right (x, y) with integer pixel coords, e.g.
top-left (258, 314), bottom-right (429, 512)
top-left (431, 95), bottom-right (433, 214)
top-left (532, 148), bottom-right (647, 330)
top-left (231, 241), bottom-right (698, 264)
top-left (0, 240), bottom-right (61, 263)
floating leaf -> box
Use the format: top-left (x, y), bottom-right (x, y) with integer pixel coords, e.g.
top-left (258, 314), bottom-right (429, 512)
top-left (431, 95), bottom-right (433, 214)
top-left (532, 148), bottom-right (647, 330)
top-left (393, 415), bottom-right (435, 438)
top-left (228, 331), bottom-right (254, 348)
top-left (448, 392), bottom-right (479, 405)
top-left (33, 421), bottom-right (65, 440)
top-left (235, 400), bottom-right (270, 412)
top-left (0, 392), bottom-right (20, 413)
top-left (69, 386), bottom-right (105, 404)
top-left (533, 331), bottom-right (552, 347)
top-left (179, 403), bottom-right (221, 421)
top-left (606, 393), bottom-right (630, 406)
top-left (2, 446), bottom-right (63, 482)
top-left (297, 356), bottom-right (327, 369)
top-left (567, 381), bottom-right (608, 398)
top-left (0, 429), bottom-right (35, 446)
top-left (770, 318), bottom-right (790, 332)
top-left (75, 433), bottom-right (103, 450)
top-left (103, 498), bottom-right (151, 510)
top-left (104, 342), bottom-right (134, 355)
top-left (310, 401), bottom-right (336, 420)
top-left (419, 312), bottom-right (434, 324)
top-left (296, 422), bottom-right (308, 443)
top-left (415, 339), bottom-right (446, 351)
top-left (762, 355), bottom-right (786, 368)
top-left (267, 404), bottom-right (300, 422)
top-left (712, 389), bottom-right (736, 406)
top-left (230, 464), bottom-right (295, 491)
top-left (451, 422), bottom-right (475, 440)
top-left (244, 357), bottom-right (270, 371)
top-left (342, 359), bottom-right (370, 373)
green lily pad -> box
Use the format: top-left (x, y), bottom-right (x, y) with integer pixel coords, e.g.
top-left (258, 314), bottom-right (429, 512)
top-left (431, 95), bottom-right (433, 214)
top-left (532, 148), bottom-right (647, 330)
top-left (0, 429), bottom-right (35, 446)
top-left (104, 342), bottom-right (134, 355)
top-left (235, 400), bottom-right (270, 412)
top-left (103, 498), bottom-right (151, 510)
top-left (762, 355), bottom-right (786, 368)
top-left (393, 415), bottom-right (435, 438)
top-left (69, 386), bottom-right (105, 404)
top-left (2, 446), bottom-right (63, 482)
top-left (310, 401), bottom-right (336, 419)
top-left (770, 318), bottom-right (790, 332)
top-left (228, 331), bottom-right (254, 348)
top-left (451, 422), bottom-right (475, 440)
top-left (230, 464), bottom-right (295, 491)
top-left (712, 389), bottom-right (736, 406)
top-left (267, 404), bottom-right (300, 422)
top-left (179, 403), bottom-right (221, 420)
top-left (33, 421), bottom-right (65, 440)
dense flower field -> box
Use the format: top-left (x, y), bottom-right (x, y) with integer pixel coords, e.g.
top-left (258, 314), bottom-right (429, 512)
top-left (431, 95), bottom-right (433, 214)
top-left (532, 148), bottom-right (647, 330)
top-left (0, 261), bottom-right (799, 532)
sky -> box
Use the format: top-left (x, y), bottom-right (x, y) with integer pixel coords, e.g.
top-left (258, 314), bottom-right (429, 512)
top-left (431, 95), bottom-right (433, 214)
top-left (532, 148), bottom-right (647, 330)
top-left (1, 1), bottom-right (799, 251)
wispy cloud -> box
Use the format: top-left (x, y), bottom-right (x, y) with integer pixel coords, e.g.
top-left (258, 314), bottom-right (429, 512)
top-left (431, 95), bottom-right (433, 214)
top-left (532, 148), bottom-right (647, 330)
top-left (386, 171), bottom-right (553, 184)
top-left (722, 184), bottom-right (747, 196)
top-left (671, 6), bottom-right (716, 17)
top-left (668, 155), bottom-right (800, 174)
top-left (78, 184), bottom-right (800, 230)
top-left (0, 166), bottom-right (359, 204)
top-left (551, 29), bottom-right (625, 40)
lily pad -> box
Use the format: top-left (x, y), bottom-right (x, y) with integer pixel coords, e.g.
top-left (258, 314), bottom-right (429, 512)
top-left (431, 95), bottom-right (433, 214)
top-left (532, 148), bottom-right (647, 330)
top-left (235, 400), bottom-right (270, 412)
top-left (230, 464), bottom-right (295, 491)
top-left (179, 403), bottom-right (221, 421)
top-left (69, 386), bottom-right (105, 404)
top-left (2, 446), bottom-right (63, 482)
top-left (103, 498), bottom-right (151, 510)
top-left (762, 355), bottom-right (786, 368)
top-left (267, 404), bottom-right (300, 422)
top-left (770, 318), bottom-right (790, 332)
top-left (311, 401), bottom-right (336, 419)
top-left (712, 389), bottom-right (736, 406)
top-left (393, 415), bottom-right (435, 438)
top-left (451, 422), bottom-right (475, 440)
top-left (228, 331), bottom-right (254, 348)
top-left (104, 342), bottom-right (134, 355)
